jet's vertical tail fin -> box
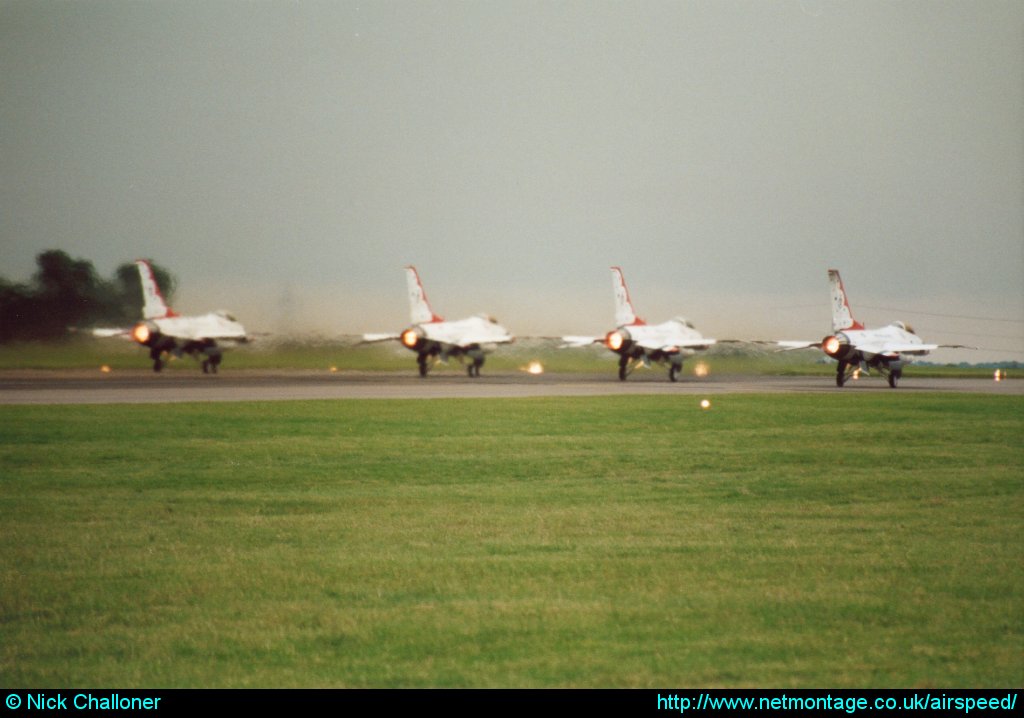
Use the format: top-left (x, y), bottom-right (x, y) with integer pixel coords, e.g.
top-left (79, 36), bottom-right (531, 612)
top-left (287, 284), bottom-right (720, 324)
top-left (829, 269), bottom-right (863, 332)
top-left (405, 266), bottom-right (443, 324)
top-left (611, 266), bottom-right (645, 326)
top-left (135, 260), bottom-right (177, 319)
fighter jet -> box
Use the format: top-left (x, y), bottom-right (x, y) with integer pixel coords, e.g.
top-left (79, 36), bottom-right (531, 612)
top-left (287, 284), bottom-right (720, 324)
top-left (778, 269), bottom-right (968, 388)
top-left (561, 267), bottom-right (716, 381)
top-left (362, 266), bottom-right (514, 377)
top-left (97, 260), bottom-right (249, 373)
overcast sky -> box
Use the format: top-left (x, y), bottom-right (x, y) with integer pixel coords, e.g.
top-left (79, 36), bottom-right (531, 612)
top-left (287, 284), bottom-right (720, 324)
top-left (2, 0), bottom-right (1022, 360)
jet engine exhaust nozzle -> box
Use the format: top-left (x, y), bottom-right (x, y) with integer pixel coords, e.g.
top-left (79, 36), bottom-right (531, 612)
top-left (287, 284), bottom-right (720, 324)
top-left (605, 329), bottom-right (632, 352)
top-left (822, 333), bottom-right (854, 360)
top-left (401, 327), bottom-right (425, 349)
top-left (131, 321), bottom-right (159, 346)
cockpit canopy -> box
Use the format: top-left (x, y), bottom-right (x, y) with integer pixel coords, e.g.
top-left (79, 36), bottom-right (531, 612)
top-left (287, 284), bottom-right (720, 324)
top-left (893, 321), bottom-right (916, 335)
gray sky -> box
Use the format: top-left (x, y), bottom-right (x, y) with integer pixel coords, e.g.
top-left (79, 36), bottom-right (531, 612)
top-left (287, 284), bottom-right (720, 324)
top-left (3, 0), bottom-right (1022, 360)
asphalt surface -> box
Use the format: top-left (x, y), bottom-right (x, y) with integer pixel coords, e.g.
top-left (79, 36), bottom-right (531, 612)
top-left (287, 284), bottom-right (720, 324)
top-left (0, 369), bottom-right (1019, 405)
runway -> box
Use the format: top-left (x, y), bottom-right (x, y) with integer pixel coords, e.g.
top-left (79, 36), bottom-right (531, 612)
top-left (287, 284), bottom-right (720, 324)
top-left (0, 369), bottom-right (1019, 405)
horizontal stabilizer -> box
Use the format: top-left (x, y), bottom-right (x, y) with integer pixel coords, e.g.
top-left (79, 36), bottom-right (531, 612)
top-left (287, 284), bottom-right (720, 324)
top-left (560, 335), bottom-right (601, 348)
top-left (776, 340), bottom-right (821, 351)
top-left (361, 333), bottom-right (400, 343)
top-left (90, 327), bottom-right (130, 338)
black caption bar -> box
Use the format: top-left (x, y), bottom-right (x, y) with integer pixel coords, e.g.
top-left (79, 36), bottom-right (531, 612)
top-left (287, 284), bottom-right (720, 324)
top-left (1, 689), bottom-right (1019, 715)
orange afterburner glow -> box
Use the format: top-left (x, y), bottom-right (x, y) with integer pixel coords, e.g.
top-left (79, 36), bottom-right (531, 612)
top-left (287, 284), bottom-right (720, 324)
top-left (401, 329), bottom-right (419, 348)
top-left (605, 331), bottom-right (625, 351)
top-left (131, 323), bottom-right (151, 344)
top-left (823, 336), bottom-right (841, 356)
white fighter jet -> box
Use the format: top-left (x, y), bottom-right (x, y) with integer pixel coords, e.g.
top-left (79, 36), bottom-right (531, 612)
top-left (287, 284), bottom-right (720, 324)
top-left (778, 269), bottom-right (967, 388)
top-left (561, 267), bottom-right (716, 381)
top-left (96, 260), bottom-right (249, 373)
top-left (362, 266), bottom-right (514, 377)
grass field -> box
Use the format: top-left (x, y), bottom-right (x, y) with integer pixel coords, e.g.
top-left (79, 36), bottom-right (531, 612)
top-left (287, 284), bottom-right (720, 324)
top-left (1, 394), bottom-right (1021, 687)
top-left (0, 337), bottom-right (1010, 378)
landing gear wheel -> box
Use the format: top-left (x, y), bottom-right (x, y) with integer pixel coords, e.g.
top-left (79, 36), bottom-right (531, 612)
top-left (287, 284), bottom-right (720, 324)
top-left (618, 355), bottom-right (629, 381)
top-left (836, 361), bottom-right (847, 387)
top-left (669, 365), bottom-right (681, 382)
top-left (417, 355), bottom-right (429, 377)
top-left (467, 358), bottom-right (483, 378)
top-left (202, 347), bottom-right (222, 375)
top-left (150, 349), bottom-right (163, 373)
top-left (888, 369), bottom-right (900, 389)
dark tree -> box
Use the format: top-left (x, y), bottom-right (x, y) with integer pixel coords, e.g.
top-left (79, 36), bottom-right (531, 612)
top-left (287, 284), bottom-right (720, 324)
top-left (32, 250), bottom-right (108, 336)
top-left (0, 251), bottom-right (179, 342)
top-left (0, 279), bottom-right (37, 342)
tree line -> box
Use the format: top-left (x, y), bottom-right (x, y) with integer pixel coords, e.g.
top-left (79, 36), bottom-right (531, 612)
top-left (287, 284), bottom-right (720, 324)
top-left (0, 250), bottom-right (176, 343)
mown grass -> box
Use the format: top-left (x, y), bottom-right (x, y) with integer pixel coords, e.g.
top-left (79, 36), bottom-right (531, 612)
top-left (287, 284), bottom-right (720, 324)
top-left (1, 394), bottom-right (1021, 687)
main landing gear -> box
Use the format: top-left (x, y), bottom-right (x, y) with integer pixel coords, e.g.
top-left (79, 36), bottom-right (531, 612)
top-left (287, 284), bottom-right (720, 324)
top-left (885, 365), bottom-right (901, 388)
top-left (836, 360), bottom-right (901, 388)
top-left (417, 353), bottom-right (484, 378)
top-left (618, 355), bottom-right (684, 382)
top-left (150, 348), bottom-right (164, 373)
top-left (201, 347), bottom-right (222, 374)
top-left (836, 360), bottom-right (849, 387)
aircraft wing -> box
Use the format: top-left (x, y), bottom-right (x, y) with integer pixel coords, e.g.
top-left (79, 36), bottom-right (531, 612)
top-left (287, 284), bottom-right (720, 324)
top-left (560, 335), bottom-right (602, 348)
top-left (150, 314), bottom-right (250, 344)
top-left (854, 341), bottom-right (938, 357)
top-left (636, 338), bottom-right (717, 351)
top-left (164, 326), bottom-right (249, 343)
top-left (167, 329), bottom-right (249, 343)
top-left (445, 333), bottom-right (514, 348)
